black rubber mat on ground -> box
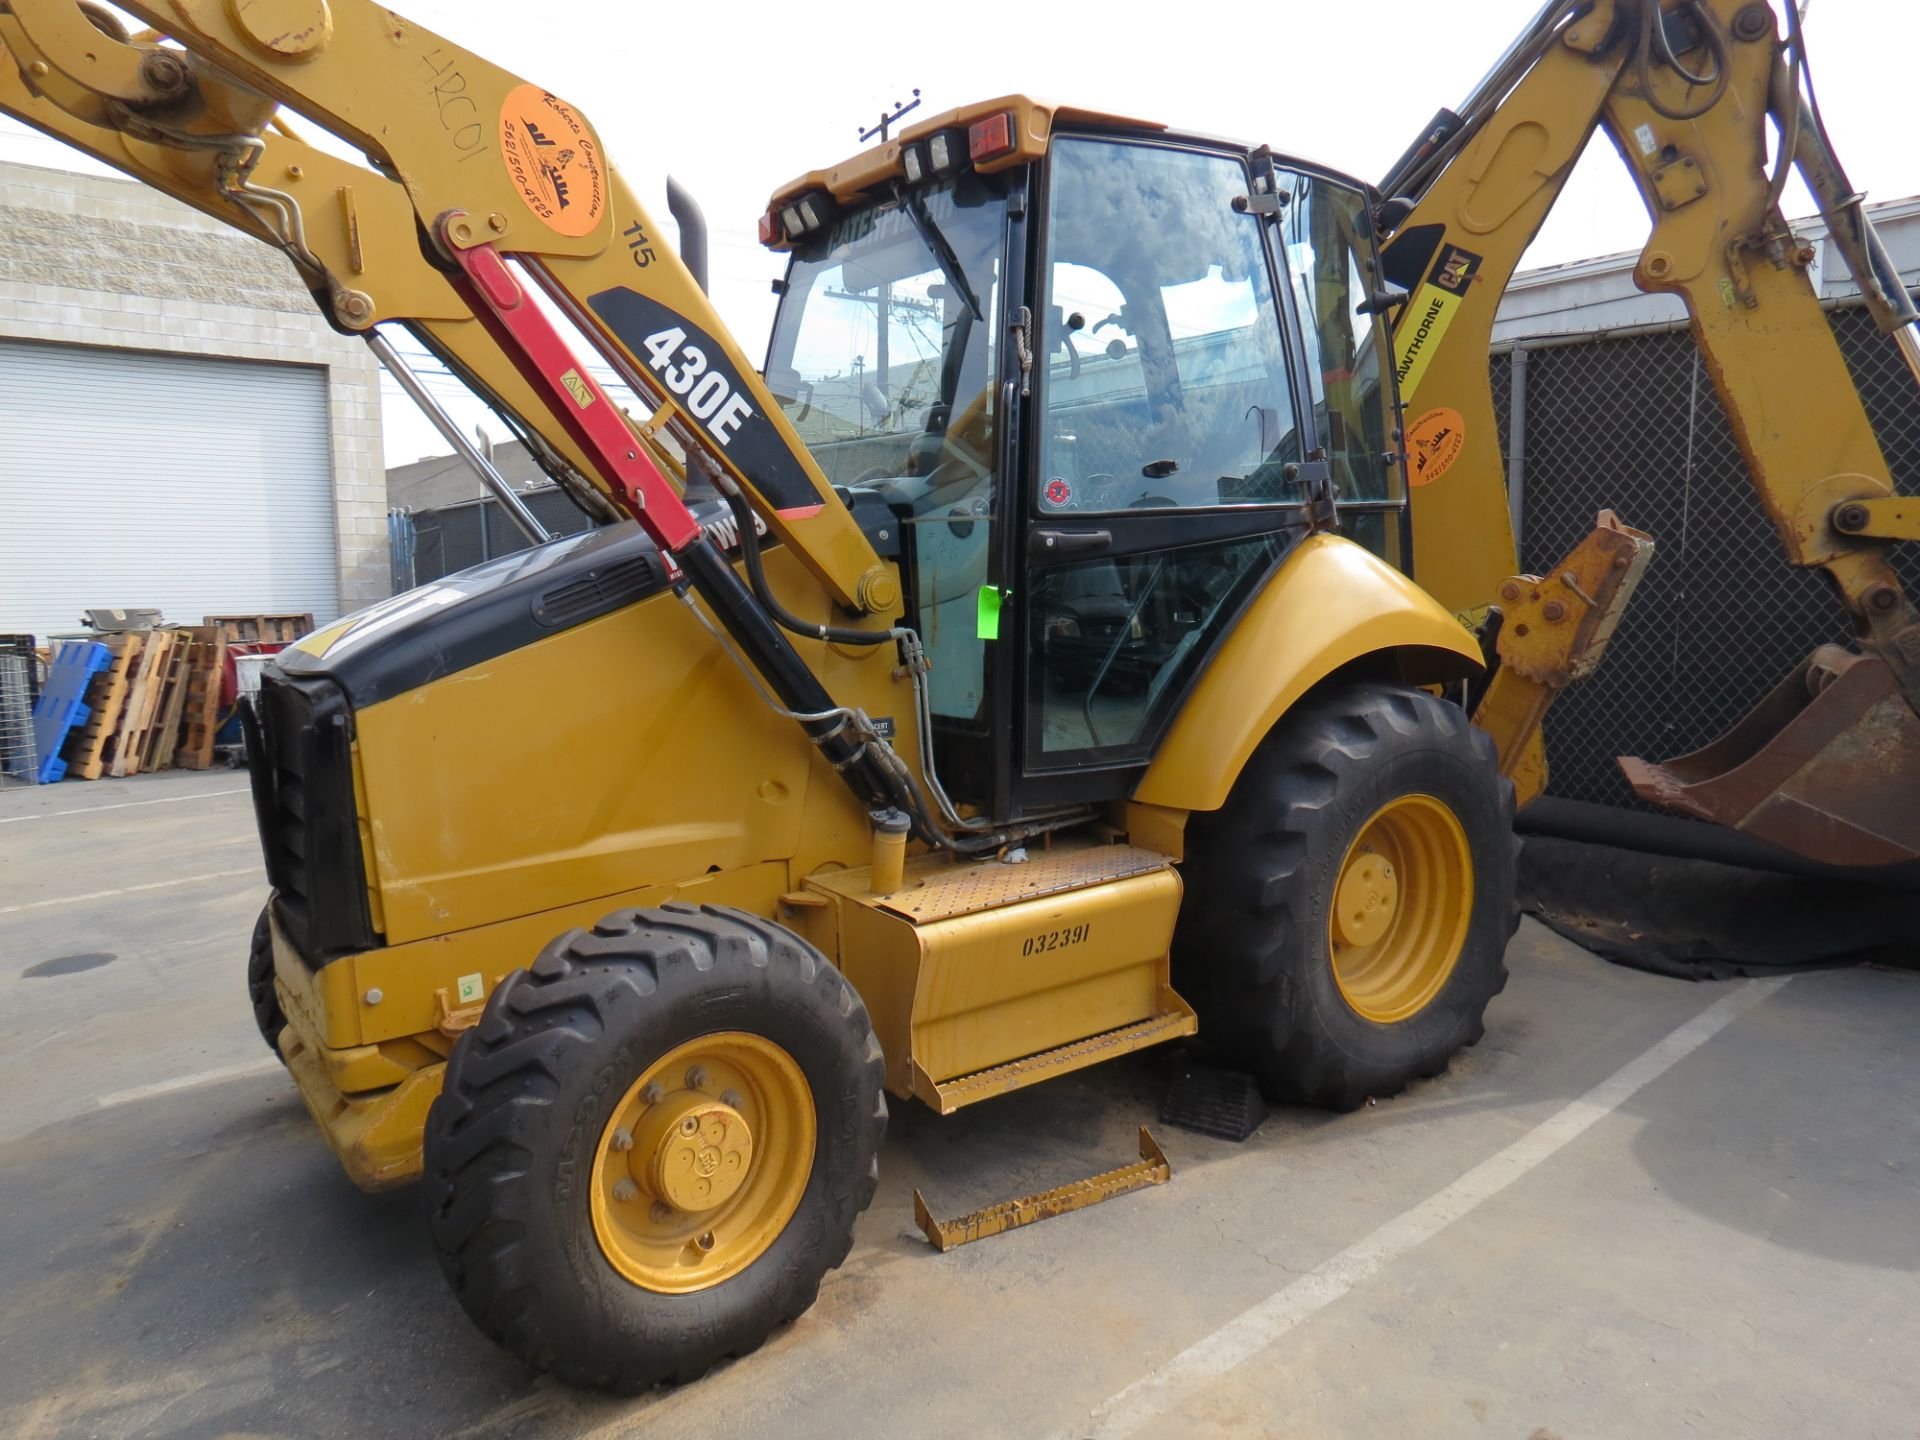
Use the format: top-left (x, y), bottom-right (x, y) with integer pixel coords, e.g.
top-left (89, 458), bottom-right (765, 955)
top-left (1519, 836), bottom-right (1920, 980)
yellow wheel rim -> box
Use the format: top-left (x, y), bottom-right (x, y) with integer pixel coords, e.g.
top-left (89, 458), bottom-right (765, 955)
top-left (1328, 794), bottom-right (1474, 1025)
top-left (589, 1031), bottom-right (815, 1295)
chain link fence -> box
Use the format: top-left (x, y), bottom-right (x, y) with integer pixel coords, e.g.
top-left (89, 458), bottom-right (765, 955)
top-left (1499, 303), bottom-right (1920, 812)
top-left (390, 486), bottom-right (595, 591)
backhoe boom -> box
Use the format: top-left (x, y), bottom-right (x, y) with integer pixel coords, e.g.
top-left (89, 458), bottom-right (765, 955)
top-left (1388, 0), bottom-right (1920, 865)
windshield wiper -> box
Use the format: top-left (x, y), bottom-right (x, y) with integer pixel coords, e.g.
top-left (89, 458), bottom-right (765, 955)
top-left (894, 184), bottom-right (984, 324)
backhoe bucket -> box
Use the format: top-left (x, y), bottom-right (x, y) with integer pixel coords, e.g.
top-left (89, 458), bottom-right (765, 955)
top-left (1619, 646), bottom-right (1920, 867)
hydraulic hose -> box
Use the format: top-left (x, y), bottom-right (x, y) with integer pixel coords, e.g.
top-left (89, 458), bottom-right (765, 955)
top-left (1636, 0), bottom-right (1730, 121)
top-left (723, 490), bottom-right (893, 647)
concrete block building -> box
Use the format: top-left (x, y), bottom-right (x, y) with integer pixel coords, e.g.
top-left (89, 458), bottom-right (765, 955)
top-left (0, 158), bottom-right (387, 640)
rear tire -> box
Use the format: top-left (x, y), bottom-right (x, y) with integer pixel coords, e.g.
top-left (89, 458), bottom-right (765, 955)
top-left (246, 905), bottom-right (287, 1060)
top-left (1174, 683), bottom-right (1516, 1111)
top-left (423, 904), bottom-right (886, 1392)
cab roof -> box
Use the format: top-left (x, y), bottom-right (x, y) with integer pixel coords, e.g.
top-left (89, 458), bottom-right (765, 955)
top-left (765, 94), bottom-right (1164, 216)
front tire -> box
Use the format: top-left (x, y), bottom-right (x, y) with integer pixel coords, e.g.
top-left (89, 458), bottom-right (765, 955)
top-left (1174, 683), bottom-right (1516, 1111)
top-left (423, 904), bottom-right (886, 1392)
top-left (245, 905), bottom-right (287, 1060)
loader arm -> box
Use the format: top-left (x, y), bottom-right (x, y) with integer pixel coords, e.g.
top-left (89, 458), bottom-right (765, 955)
top-left (0, 0), bottom-right (986, 843)
top-left (1380, 0), bottom-right (1920, 865)
top-left (0, 0), bottom-right (884, 603)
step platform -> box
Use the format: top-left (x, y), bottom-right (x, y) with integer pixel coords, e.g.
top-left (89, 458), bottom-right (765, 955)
top-left (798, 842), bottom-right (1197, 1112)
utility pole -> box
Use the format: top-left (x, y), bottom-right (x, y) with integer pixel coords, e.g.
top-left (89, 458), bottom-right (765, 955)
top-left (860, 89), bottom-right (922, 144)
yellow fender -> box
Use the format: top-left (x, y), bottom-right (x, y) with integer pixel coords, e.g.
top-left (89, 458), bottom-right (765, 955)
top-left (1134, 534), bottom-right (1483, 814)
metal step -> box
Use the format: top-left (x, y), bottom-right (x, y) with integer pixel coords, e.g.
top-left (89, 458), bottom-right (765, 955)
top-left (915, 998), bottom-right (1196, 1115)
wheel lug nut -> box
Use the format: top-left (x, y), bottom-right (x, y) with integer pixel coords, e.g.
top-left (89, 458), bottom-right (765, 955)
top-left (612, 1178), bottom-right (639, 1203)
top-left (640, 1082), bottom-right (664, 1105)
top-left (685, 1065), bottom-right (709, 1090)
top-left (720, 1090), bottom-right (743, 1109)
top-left (651, 1201), bottom-right (673, 1224)
top-left (611, 1127), bottom-right (634, 1152)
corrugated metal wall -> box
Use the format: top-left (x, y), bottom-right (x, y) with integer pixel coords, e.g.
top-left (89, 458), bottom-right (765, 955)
top-left (0, 339), bottom-right (339, 638)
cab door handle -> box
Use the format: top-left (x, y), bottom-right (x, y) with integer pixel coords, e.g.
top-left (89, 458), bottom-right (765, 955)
top-left (1029, 528), bottom-right (1112, 559)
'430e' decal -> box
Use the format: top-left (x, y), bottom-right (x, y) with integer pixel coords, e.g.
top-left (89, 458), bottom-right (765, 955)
top-left (639, 326), bottom-right (754, 445)
top-left (588, 286), bottom-right (821, 516)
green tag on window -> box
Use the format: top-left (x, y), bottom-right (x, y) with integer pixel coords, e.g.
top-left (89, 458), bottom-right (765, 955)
top-left (976, 585), bottom-right (1003, 640)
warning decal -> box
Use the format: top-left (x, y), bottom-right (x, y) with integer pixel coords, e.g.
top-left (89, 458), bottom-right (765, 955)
top-left (1044, 477), bottom-right (1073, 508)
top-left (1392, 243), bottom-right (1484, 403)
top-left (1406, 407), bottom-right (1466, 487)
top-left (499, 84), bottom-right (606, 237)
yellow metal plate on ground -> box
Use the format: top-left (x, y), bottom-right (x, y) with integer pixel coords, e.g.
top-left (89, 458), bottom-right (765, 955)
top-left (913, 1127), bottom-right (1172, 1252)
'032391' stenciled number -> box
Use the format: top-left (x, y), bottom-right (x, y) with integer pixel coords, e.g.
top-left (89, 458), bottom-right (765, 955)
top-left (1022, 923), bottom-right (1092, 957)
top-left (640, 327), bottom-right (753, 445)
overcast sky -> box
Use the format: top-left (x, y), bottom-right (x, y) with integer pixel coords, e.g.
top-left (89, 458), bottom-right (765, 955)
top-left (2, 0), bottom-right (1910, 465)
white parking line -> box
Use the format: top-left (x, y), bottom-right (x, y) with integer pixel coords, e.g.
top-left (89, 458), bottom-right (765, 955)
top-left (0, 788), bottom-right (250, 824)
top-left (96, 1058), bottom-right (286, 1108)
top-left (1066, 976), bottom-right (1794, 1440)
top-left (0, 867), bottom-right (259, 915)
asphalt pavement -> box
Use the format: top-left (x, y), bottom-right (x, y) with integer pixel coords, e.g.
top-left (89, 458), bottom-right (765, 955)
top-left (2, 769), bottom-right (1915, 1439)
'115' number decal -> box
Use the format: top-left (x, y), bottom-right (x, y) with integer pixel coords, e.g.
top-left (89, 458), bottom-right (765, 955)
top-left (641, 327), bottom-right (753, 445)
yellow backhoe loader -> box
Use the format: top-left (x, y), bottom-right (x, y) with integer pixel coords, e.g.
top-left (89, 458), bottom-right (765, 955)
top-left (2, 0), bottom-right (1913, 1391)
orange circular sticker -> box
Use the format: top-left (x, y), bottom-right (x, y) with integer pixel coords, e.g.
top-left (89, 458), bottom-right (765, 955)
top-left (499, 84), bottom-right (606, 237)
top-left (1407, 406), bottom-right (1466, 487)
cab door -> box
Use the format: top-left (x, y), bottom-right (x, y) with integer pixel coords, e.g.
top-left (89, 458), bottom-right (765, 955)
top-left (1272, 164), bottom-right (1411, 568)
top-left (1015, 135), bottom-right (1317, 809)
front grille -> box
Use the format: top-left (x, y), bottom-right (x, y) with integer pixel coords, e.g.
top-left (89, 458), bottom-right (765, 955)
top-left (245, 670), bottom-right (377, 965)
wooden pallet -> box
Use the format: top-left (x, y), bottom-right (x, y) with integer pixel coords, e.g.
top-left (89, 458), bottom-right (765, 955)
top-left (139, 633), bottom-right (196, 773)
top-left (61, 633), bottom-right (145, 781)
top-left (205, 612), bottom-right (314, 644)
top-left (107, 630), bottom-right (178, 778)
top-left (173, 626), bottom-right (228, 771)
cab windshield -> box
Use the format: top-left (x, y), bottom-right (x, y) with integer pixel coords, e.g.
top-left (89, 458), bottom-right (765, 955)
top-left (764, 173), bottom-right (1008, 493)
top-left (765, 172), bottom-right (1010, 727)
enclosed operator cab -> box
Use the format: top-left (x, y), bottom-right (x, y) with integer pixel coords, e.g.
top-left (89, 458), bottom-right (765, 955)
top-left (762, 102), bottom-right (1417, 822)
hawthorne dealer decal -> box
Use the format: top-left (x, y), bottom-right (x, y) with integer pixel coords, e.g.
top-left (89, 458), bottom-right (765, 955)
top-left (499, 84), bottom-right (606, 237)
top-left (1392, 243), bottom-right (1483, 403)
top-left (589, 287), bottom-right (823, 516)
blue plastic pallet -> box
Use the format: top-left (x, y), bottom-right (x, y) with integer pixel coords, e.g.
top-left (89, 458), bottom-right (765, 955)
top-left (30, 640), bottom-right (111, 783)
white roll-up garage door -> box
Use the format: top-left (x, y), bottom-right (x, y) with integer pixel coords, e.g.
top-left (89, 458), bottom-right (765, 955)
top-left (0, 339), bottom-right (340, 640)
